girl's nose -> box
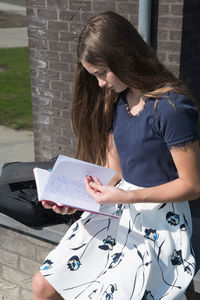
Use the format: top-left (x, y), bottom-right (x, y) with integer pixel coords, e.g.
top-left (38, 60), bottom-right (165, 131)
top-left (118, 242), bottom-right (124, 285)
top-left (97, 78), bottom-right (107, 88)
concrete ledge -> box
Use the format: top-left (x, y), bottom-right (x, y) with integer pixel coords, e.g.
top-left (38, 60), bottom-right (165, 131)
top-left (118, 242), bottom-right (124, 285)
top-left (0, 212), bottom-right (72, 244)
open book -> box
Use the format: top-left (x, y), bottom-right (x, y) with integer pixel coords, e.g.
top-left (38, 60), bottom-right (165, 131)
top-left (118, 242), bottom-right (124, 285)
top-left (33, 155), bottom-right (119, 219)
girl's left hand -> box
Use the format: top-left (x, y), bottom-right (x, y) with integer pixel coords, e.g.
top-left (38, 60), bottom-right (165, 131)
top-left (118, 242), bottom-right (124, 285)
top-left (85, 175), bottom-right (130, 204)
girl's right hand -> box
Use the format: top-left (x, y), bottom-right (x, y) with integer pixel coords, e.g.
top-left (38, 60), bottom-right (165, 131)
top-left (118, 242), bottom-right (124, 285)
top-left (42, 201), bottom-right (77, 215)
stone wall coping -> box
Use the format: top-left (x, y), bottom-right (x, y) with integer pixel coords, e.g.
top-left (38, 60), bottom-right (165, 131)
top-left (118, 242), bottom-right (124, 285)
top-left (0, 212), bottom-right (71, 244)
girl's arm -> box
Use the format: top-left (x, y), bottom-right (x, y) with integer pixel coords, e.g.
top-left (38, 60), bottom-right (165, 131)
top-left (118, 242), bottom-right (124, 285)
top-left (105, 133), bottom-right (122, 186)
top-left (86, 141), bottom-right (200, 204)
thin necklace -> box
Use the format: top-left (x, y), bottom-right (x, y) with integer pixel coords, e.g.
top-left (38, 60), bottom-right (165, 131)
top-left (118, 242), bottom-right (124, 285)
top-left (125, 88), bottom-right (146, 117)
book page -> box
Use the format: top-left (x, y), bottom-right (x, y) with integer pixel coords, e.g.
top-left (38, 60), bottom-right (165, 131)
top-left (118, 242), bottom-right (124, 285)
top-left (33, 168), bottom-right (51, 201)
top-left (42, 159), bottom-right (115, 212)
top-left (52, 155), bottom-right (115, 186)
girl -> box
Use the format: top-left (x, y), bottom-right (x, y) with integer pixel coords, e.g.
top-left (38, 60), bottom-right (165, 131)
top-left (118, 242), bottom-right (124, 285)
top-left (32, 11), bottom-right (200, 300)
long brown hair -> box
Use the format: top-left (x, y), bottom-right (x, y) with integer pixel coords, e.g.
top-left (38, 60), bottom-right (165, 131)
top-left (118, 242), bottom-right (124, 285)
top-left (71, 11), bottom-right (194, 165)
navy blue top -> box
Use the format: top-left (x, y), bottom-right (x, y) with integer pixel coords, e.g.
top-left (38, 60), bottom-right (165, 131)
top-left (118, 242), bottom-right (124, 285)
top-left (113, 90), bottom-right (199, 187)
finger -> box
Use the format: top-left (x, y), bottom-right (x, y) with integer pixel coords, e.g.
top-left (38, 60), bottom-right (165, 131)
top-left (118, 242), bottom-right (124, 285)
top-left (67, 207), bottom-right (78, 215)
top-left (52, 205), bottom-right (69, 215)
top-left (85, 176), bottom-right (96, 192)
top-left (42, 201), bottom-right (54, 209)
top-left (93, 177), bottom-right (103, 185)
top-left (89, 182), bottom-right (105, 193)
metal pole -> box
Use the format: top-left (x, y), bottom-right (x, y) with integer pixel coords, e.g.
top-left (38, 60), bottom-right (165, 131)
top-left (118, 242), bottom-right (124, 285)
top-left (138, 0), bottom-right (152, 45)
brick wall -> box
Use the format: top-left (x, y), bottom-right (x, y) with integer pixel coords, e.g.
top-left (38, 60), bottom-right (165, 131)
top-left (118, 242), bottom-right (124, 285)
top-left (0, 226), bottom-right (55, 300)
top-left (27, 0), bottom-right (140, 161)
top-left (152, 0), bottom-right (184, 76)
top-left (26, 0), bottom-right (190, 161)
top-left (180, 0), bottom-right (200, 103)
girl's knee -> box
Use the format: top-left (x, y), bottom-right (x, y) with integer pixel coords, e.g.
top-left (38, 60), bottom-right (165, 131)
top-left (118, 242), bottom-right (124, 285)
top-left (32, 271), bottom-right (55, 297)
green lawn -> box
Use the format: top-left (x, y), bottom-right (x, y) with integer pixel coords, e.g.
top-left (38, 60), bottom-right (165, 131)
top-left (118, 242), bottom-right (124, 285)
top-left (0, 47), bottom-right (32, 130)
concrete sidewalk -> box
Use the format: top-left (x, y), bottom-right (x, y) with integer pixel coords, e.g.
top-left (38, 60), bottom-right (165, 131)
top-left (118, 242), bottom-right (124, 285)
top-left (0, 2), bottom-right (26, 15)
top-left (0, 125), bottom-right (34, 165)
top-left (0, 1), bottom-right (28, 48)
top-left (0, 27), bottom-right (28, 48)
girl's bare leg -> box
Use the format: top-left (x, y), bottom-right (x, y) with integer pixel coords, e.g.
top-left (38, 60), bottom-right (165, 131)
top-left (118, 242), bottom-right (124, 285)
top-left (32, 271), bottom-right (64, 300)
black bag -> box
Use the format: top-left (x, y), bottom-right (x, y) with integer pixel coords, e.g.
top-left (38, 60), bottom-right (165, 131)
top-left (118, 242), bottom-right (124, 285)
top-left (0, 159), bottom-right (75, 227)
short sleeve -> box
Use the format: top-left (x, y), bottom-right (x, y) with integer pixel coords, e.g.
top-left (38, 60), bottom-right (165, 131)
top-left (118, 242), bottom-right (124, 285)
top-left (155, 92), bottom-right (199, 148)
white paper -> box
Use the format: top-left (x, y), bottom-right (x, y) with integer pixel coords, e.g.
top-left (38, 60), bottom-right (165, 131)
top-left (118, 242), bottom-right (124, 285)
top-left (33, 168), bottom-right (51, 200)
top-left (33, 155), bottom-right (117, 218)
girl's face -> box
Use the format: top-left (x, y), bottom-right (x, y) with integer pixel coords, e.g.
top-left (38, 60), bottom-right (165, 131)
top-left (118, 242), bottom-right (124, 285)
top-left (81, 60), bottom-right (128, 93)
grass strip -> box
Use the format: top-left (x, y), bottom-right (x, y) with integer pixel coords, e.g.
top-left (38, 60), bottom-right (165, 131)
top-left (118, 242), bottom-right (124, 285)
top-left (0, 47), bottom-right (32, 130)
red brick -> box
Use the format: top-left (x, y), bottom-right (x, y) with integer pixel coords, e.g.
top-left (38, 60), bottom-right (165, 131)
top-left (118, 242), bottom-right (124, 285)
top-left (158, 16), bottom-right (182, 30)
top-left (60, 11), bottom-right (80, 22)
top-left (37, 8), bottom-right (58, 20)
top-left (49, 61), bottom-right (69, 72)
top-left (81, 12), bottom-right (96, 23)
top-left (28, 18), bottom-right (46, 29)
top-left (48, 41), bottom-right (70, 52)
top-left (157, 29), bottom-right (169, 41)
top-left (52, 118), bottom-right (71, 129)
top-left (69, 22), bottom-right (85, 34)
top-left (42, 89), bottom-right (62, 99)
top-left (34, 114), bottom-right (51, 125)
top-left (27, 0), bottom-right (46, 7)
top-left (116, 2), bottom-right (138, 14)
top-left (60, 72), bottom-right (75, 82)
top-left (31, 76), bottom-right (49, 88)
top-left (38, 30), bottom-right (59, 40)
top-left (157, 41), bottom-right (181, 53)
top-left (60, 32), bottom-right (75, 42)
top-left (93, 1), bottom-right (116, 12)
top-left (159, 4), bottom-right (170, 15)
top-left (62, 92), bottom-right (73, 103)
top-left (69, 0), bottom-right (91, 11)
top-left (128, 14), bottom-right (138, 27)
top-left (26, 7), bottom-right (37, 17)
top-left (41, 107), bottom-right (61, 118)
top-left (32, 103), bottom-right (40, 113)
top-left (169, 30), bottom-right (182, 41)
top-left (51, 80), bottom-right (71, 91)
top-left (170, 4), bottom-right (183, 16)
top-left (32, 96), bottom-right (50, 106)
top-left (29, 48), bottom-right (38, 58)
top-left (61, 110), bottom-right (71, 120)
top-left (160, 0), bottom-right (183, 3)
top-left (167, 53), bottom-right (180, 64)
top-left (52, 99), bottom-right (70, 109)
top-left (29, 38), bottom-right (48, 49)
top-left (28, 28), bottom-right (39, 39)
top-left (48, 20), bottom-right (68, 31)
top-left (60, 52), bottom-right (76, 63)
top-left (42, 70), bottom-right (60, 80)
top-left (30, 57), bottom-right (47, 69)
top-left (47, 0), bottom-right (69, 9)
top-left (39, 50), bottom-right (59, 61)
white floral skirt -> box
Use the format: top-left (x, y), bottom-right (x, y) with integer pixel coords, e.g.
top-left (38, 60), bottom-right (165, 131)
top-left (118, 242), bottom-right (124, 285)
top-left (40, 179), bottom-right (195, 299)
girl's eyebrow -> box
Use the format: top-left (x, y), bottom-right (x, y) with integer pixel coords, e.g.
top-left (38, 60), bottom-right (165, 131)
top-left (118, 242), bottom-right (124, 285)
top-left (88, 69), bottom-right (103, 76)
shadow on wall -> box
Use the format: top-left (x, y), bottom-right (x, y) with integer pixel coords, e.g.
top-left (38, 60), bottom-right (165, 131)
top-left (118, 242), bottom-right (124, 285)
top-left (180, 0), bottom-right (200, 104)
top-left (150, 0), bottom-right (158, 52)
